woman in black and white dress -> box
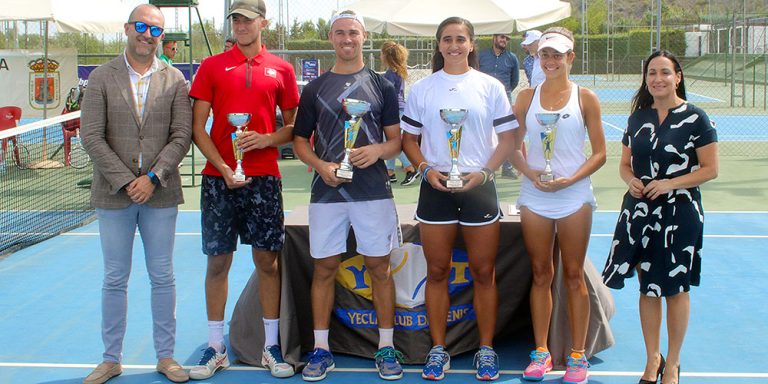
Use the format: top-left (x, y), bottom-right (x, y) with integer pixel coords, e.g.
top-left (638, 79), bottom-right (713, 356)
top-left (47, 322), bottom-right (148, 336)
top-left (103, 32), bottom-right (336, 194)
top-left (602, 50), bottom-right (718, 384)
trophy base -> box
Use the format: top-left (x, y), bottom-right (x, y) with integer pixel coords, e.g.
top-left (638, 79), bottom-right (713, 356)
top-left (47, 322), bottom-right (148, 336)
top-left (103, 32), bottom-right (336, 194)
top-left (233, 174), bottom-right (246, 182)
top-left (445, 179), bottom-right (464, 189)
top-left (539, 173), bottom-right (554, 182)
top-left (335, 168), bottom-right (353, 181)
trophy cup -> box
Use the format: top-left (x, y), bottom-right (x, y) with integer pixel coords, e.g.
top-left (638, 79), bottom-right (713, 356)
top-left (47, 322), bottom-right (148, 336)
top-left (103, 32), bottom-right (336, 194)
top-left (439, 108), bottom-right (468, 190)
top-left (336, 98), bottom-right (371, 181)
top-left (535, 112), bottom-right (560, 182)
top-left (227, 113), bottom-right (251, 182)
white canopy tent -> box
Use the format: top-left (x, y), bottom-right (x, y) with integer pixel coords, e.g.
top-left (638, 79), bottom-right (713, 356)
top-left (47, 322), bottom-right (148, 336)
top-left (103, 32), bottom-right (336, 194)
top-left (343, 0), bottom-right (572, 36)
top-left (0, 0), bottom-right (127, 34)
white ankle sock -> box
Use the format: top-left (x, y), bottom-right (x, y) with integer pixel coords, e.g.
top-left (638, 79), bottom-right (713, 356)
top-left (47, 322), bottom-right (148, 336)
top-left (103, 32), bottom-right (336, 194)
top-left (263, 318), bottom-right (279, 348)
top-left (313, 329), bottom-right (330, 351)
top-left (378, 328), bottom-right (394, 349)
top-left (208, 320), bottom-right (225, 352)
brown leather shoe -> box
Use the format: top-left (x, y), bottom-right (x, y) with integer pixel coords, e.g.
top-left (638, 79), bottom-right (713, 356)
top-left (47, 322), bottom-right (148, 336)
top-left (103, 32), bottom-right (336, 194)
top-left (83, 362), bottom-right (122, 384)
top-left (157, 358), bottom-right (189, 383)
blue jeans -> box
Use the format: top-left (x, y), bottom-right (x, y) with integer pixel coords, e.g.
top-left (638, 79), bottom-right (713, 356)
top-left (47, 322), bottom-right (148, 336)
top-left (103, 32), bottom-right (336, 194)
top-left (96, 204), bottom-right (178, 363)
top-left (386, 152), bottom-right (412, 171)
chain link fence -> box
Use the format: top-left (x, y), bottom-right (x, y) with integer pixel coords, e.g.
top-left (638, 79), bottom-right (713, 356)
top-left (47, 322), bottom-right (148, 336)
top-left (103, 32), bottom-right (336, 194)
top-left (271, 1), bottom-right (767, 157)
top-left (1, 2), bottom-right (765, 157)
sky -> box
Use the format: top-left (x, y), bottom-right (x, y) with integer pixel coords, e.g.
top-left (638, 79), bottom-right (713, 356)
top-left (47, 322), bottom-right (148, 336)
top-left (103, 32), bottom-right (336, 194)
top-left (122, 0), bottom-right (356, 31)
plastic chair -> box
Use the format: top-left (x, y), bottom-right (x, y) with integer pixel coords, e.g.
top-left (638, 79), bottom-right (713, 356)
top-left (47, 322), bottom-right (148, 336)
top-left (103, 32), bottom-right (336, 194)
top-left (0, 106), bottom-right (23, 168)
top-left (61, 108), bottom-right (80, 167)
top-left (61, 86), bottom-right (83, 166)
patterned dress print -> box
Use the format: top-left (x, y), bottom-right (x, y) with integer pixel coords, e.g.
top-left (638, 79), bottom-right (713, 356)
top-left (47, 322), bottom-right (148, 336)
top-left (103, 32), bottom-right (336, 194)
top-left (602, 103), bottom-right (717, 297)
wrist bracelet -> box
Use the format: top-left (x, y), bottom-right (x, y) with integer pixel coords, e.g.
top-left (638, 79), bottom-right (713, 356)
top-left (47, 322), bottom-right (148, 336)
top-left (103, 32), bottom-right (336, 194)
top-left (422, 166), bottom-right (432, 180)
top-left (479, 170), bottom-right (488, 185)
top-left (417, 161), bottom-right (428, 173)
top-left (481, 167), bottom-right (494, 184)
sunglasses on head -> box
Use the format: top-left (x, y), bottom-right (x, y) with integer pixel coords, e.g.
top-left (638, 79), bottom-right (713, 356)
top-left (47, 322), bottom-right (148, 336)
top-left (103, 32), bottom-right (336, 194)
top-left (130, 21), bottom-right (164, 37)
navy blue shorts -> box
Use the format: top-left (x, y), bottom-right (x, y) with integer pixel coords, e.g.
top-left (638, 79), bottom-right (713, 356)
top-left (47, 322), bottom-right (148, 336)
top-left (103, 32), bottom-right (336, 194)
top-left (415, 175), bottom-right (501, 225)
top-left (201, 175), bottom-right (284, 255)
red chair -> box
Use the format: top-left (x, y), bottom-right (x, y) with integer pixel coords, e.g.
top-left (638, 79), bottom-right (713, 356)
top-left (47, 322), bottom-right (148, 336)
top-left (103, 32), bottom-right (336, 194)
top-left (61, 108), bottom-right (80, 167)
top-left (0, 106), bottom-right (23, 167)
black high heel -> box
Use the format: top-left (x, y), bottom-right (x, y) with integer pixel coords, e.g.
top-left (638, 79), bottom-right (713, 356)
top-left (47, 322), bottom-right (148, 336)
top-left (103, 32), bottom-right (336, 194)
top-left (638, 354), bottom-right (665, 384)
top-left (666, 364), bottom-right (680, 384)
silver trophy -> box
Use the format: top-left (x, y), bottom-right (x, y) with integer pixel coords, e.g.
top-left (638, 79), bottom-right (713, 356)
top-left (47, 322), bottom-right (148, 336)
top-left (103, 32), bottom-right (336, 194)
top-left (336, 98), bottom-right (371, 181)
top-left (535, 113), bottom-right (560, 182)
top-left (439, 108), bottom-right (468, 190)
top-left (227, 113), bottom-right (251, 182)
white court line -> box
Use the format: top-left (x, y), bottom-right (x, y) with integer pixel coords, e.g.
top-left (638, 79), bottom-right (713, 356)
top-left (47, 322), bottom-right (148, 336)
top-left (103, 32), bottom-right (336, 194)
top-left (172, 210), bottom-right (768, 214)
top-left (602, 120), bottom-right (625, 133)
top-left (55, 233), bottom-right (768, 239)
top-left (0, 362), bottom-right (766, 378)
top-left (688, 91), bottom-right (725, 103)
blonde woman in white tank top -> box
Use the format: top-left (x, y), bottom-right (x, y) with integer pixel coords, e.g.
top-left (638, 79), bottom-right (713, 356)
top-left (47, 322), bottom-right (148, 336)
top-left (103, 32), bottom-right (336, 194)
top-left (510, 27), bottom-right (606, 384)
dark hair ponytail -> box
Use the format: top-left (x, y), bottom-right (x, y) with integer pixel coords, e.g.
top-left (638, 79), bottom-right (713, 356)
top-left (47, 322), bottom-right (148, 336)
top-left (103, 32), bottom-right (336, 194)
top-left (631, 49), bottom-right (687, 112)
top-left (431, 17), bottom-right (478, 73)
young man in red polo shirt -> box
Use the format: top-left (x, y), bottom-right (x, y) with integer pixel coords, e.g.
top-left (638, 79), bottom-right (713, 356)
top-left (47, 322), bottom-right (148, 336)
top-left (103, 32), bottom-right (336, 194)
top-left (188, 0), bottom-right (299, 379)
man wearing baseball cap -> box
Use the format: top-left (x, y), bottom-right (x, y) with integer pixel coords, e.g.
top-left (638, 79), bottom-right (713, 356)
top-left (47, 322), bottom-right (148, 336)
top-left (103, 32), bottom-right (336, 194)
top-left (292, 9), bottom-right (405, 382)
top-left (479, 32), bottom-right (520, 179)
top-left (479, 33), bottom-right (520, 101)
top-left (521, 29), bottom-right (544, 87)
top-left (188, 0), bottom-right (300, 380)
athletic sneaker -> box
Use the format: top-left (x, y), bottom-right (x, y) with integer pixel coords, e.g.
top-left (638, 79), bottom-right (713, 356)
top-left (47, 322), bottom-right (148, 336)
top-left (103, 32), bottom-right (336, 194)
top-left (388, 172), bottom-right (398, 183)
top-left (189, 345), bottom-right (230, 380)
top-left (562, 354), bottom-right (590, 384)
top-left (501, 166), bottom-right (518, 179)
top-left (374, 346), bottom-right (404, 380)
top-left (262, 344), bottom-right (295, 378)
top-left (302, 348), bottom-right (335, 381)
top-left (401, 171), bottom-right (420, 186)
top-left (473, 346), bottom-right (500, 381)
top-left (422, 345), bottom-right (450, 381)
top-left (522, 349), bottom-right (552, 381)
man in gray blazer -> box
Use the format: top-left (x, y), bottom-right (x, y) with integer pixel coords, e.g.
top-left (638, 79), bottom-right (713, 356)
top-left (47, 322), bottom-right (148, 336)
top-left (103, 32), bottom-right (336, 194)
top-left (80, 4), bottom-right (192, 384)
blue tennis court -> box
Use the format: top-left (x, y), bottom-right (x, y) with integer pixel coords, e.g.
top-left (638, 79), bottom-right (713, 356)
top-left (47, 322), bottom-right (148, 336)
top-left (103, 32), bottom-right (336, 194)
top-left (588, 88), bottom-right (725, 104)
top-left (0, 210), bottom-right (766, 383)
top-left (600, 114), bottom-right (768, 142)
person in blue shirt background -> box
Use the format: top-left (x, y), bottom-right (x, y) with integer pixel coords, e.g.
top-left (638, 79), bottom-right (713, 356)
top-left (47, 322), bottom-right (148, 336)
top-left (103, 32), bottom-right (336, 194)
top-left (479, 33), bottom-right (520, 102)
top-left (479, 33), bottom-right (519, 178)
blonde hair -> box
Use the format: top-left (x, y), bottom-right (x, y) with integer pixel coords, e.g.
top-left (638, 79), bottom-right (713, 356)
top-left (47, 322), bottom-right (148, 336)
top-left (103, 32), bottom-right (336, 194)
top-left (380, 41), bottom-right (408, 80)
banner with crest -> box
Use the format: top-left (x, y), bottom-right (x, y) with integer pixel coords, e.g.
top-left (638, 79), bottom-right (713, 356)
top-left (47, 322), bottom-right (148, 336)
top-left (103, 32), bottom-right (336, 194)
top-left (0, 49), bottom-right (78, 119)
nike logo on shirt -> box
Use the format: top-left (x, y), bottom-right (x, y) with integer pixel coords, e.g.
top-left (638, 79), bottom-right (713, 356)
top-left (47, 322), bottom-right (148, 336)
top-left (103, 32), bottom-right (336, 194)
top-left (225, 66), bottom-right (237, 71)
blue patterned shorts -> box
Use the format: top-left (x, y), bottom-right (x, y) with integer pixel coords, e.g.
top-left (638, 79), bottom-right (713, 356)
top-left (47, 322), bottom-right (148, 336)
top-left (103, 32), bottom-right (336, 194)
top-left (201, 175), bottom-right (284, 255)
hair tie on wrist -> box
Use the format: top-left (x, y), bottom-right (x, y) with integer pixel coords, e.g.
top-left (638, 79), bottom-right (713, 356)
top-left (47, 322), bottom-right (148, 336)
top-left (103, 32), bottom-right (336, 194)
top-left (422, 166), bottom-right (432, 180)
top-left (481, 167), bottom-right (494, 184)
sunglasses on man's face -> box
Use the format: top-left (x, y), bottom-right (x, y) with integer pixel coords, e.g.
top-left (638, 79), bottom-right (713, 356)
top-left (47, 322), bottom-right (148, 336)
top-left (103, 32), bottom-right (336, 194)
top-left (130, 21), bottom-right (164, 37)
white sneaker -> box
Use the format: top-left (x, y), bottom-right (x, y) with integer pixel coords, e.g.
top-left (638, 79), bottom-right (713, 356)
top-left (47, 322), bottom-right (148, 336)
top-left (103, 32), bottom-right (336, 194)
top-left (262, 344), bottom-right (295, 378)
top-left (189, 345), bottom-right (230, 380)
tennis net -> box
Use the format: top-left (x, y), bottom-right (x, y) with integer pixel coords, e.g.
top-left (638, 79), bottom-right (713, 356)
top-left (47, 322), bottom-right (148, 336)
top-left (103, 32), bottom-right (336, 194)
top-left (0, 111), bottom-right (94, 256)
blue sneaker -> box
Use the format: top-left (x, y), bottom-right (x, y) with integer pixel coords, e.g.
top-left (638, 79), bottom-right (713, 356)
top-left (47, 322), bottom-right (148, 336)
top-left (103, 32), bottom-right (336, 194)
top-left (262, 344), bottom-right (295, 378)
top-left (473, 346), bottom-right (500, 381)
top-left (422, 345), bottom-right (450, 381)
top-left (189, 345), bottom-right (230, 380)
top-left (374, 346), bottom-right (404, 380)
top-left (302, 348), bottom-right (335, 382)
